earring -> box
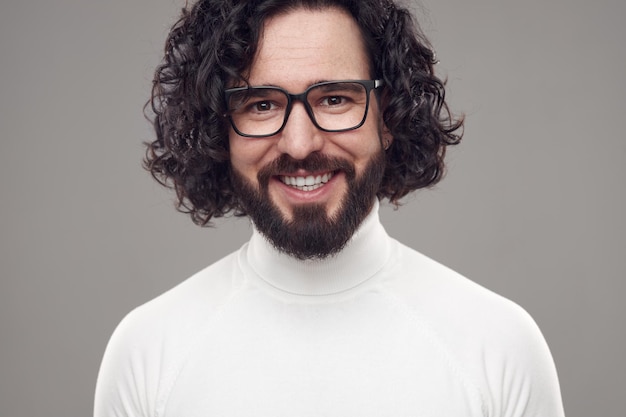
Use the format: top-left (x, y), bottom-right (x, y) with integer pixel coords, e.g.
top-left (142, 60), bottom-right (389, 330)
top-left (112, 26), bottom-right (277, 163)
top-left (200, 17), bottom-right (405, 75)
top-left (384, 139), bottom-right (391, 150)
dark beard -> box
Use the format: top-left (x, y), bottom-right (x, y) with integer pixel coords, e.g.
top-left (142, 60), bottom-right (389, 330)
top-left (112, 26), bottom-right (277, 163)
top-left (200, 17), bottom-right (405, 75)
top-left (230, 150), bottom-right (386, 260)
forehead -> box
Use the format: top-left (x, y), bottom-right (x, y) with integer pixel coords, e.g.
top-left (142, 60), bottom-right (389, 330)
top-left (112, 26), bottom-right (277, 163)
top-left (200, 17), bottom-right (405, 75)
top-left (247, 7), bottom-right (371, 87)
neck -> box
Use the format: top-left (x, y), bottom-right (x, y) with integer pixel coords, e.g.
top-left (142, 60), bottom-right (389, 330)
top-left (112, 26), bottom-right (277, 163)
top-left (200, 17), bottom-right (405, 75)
top-left (244, 199), bottom-right (392, 296)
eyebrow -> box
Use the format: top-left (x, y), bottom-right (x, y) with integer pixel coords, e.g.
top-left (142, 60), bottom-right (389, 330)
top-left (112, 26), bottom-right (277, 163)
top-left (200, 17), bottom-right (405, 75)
top-left (248, 79), bottom-right (330, 89)
top-left (245, 80), bottom-right (363, 93)
top-left (242, 88), bottom-right (283, 97)
top-left (316, 82), bottom-right (363, 93)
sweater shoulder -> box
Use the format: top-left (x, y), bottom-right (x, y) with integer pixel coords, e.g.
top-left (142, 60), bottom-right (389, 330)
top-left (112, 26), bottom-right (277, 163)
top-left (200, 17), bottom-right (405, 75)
top-left (382, 240), bottom-right (564, 416)
top-left (94, 249), bottom-right (245, 417)
top-left (115, 249), bottom-right (243, 344)
top-left (385, 240), bottom-right (531, 329)
top-left (380, 241), bottom-right (549, 362)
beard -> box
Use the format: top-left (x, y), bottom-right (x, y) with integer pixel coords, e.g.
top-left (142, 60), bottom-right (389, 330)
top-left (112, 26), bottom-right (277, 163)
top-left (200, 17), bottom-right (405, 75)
top-left (230, 150), bottom-right (386, 260)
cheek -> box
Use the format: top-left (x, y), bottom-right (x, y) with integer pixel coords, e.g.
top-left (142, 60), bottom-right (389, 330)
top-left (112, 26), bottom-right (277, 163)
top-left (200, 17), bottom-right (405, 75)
top-left (340, 125), bottom-right (382, 169)
top-left (228, 135), bottom-right (275, 180)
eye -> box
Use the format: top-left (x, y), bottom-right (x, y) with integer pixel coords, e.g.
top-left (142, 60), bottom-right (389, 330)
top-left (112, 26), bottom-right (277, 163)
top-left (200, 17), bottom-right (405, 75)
top-left (321, 96), bottom-right (346, 106)
top-left (251, 100), bottom-right (275, 112)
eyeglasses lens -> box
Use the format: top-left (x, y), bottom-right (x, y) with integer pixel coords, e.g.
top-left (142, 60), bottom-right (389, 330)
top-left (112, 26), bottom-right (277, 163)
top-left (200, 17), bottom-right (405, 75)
top-left (227, 82), bottom-right (369, 137)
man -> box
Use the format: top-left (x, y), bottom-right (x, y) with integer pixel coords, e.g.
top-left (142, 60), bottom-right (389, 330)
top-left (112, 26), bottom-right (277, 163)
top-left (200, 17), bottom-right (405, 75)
top-left (95, 0), bottom-right (565, 416)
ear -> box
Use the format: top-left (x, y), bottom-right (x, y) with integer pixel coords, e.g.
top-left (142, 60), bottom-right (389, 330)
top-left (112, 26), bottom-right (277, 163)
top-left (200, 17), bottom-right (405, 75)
top-left (382, 124), bottom-right (393, 150)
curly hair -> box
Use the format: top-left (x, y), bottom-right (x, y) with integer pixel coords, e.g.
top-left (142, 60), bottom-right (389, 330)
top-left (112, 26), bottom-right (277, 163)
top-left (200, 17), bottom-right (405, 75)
top-left (145, 0), bottom-right (463, 226)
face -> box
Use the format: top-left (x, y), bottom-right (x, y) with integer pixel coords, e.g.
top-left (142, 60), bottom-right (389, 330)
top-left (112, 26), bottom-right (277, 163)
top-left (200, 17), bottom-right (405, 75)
top-left (228, 7), bottom-right (390, 259)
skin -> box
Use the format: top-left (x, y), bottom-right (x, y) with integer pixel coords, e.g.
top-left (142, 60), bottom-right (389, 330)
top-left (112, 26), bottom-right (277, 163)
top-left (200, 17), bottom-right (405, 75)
top-left (228, 7), bottom-right (391, 222)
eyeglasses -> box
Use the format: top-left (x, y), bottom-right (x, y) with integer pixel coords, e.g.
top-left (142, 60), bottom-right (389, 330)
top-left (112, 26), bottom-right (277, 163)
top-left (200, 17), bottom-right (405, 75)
top-left (224, 79), bottom-right (383, 138)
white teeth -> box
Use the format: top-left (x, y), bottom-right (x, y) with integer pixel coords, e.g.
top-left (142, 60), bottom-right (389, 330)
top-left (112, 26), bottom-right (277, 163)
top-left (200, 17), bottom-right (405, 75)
top-left (280, 172), bottom-right (334, 191)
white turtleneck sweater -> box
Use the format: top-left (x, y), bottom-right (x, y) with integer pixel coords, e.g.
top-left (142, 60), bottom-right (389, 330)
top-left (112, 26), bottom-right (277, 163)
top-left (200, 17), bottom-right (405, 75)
top-left (94, 201), bottom-right (565, 417)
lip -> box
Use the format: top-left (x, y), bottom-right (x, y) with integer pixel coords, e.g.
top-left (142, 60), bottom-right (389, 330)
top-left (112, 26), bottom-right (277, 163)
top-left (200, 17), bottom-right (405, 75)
top-left (278, 171), bottom-right (335, 191)
top-left (271, 170), bottom-right (344, 203)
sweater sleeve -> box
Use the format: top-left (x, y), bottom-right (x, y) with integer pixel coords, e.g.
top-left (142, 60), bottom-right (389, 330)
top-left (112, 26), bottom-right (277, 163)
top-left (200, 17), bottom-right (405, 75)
top-left (376, 242), bottom-right (566, 416)
top-left (93, 310), bottom-right (159, 417)
top-left (481, 304), bottom-right (565, 417)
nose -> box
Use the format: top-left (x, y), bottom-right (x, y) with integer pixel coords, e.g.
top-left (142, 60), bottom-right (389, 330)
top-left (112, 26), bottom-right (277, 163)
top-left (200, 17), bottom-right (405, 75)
top-left (276, 102), bottom-right (324, 160)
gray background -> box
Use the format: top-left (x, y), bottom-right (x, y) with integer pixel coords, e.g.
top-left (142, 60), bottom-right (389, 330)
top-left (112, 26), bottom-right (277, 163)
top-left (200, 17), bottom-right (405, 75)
top-left (1, 0), bottom-right (624, 416)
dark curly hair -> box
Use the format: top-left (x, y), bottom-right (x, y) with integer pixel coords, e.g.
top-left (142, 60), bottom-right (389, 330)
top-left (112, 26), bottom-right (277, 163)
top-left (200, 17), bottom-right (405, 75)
top-left (145, 0), bottom-right (463, 226)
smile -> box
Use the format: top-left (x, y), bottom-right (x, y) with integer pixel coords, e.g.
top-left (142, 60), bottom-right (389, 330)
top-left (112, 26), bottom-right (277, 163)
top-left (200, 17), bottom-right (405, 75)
top-left (279, 172), bottom-right (334, 191)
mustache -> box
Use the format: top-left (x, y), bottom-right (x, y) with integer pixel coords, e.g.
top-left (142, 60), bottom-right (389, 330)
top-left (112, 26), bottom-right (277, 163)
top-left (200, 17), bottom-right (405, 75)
top-left (257, 153), bottom-right (356, 187)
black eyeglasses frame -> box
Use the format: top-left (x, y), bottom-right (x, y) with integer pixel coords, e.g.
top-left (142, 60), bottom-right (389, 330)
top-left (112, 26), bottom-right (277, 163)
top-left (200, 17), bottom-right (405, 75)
top-left (223, 79), bottom-right (384, 138)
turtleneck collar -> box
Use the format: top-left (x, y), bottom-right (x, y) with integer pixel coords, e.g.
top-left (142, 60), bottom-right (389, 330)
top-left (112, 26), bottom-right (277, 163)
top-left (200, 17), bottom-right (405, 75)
top-left (242, 199), bottom-right (392, 296)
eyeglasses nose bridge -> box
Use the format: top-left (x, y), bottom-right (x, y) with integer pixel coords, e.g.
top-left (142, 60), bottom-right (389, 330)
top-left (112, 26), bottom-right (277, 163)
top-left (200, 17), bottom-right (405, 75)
top-left (283, 90), bottom-right (317, 129)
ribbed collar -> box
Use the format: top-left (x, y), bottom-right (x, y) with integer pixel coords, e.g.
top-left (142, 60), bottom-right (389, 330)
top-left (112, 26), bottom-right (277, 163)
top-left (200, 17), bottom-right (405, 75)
top-left (243, 199), bottom-right (392, 296)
